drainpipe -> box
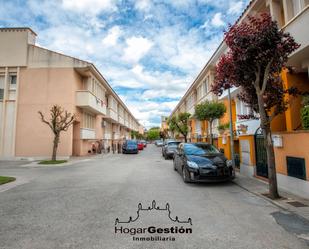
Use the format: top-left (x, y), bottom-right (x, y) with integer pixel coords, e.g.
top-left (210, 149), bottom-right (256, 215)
top-left (228, 88), bottom-right (236, 168)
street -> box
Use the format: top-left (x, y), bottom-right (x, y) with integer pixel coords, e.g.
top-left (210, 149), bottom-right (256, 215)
top-left (0, 145), bottom-right (308, 249)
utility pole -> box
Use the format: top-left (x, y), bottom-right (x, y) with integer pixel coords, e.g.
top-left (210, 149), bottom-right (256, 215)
top-left (228, 88), bottom-right (236, 167)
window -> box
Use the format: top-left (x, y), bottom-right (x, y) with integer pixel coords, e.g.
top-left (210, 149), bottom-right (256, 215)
top-left (82, 112), bottom-right (95, 129)
top-left (9, 75), bottom-right (17, 90)
top-left (203, 76), bottom-right (209, 95)
top-left (0, 75), bottom-right (4, 100)
top-left (187, 93), bottom-right (195, 108)
top-left (87, 77), bottom-right (105, 100)
top-left (236, 99), bottom-right (251, 120)
top-left (293, 0), bottom-right (302, 15)
top-left (197, 85), bottom-right (203, 100)
top-left (287, 157), bottom-right (306, 180)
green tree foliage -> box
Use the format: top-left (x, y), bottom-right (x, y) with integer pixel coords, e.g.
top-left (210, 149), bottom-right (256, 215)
top-left (131, 130), bottom-right (144, 139)
top-left (195, 101), bottom-right (226, 144)
top-left (301, 107), bottom-right (309, 129)
top-left (301, 95), bottom-right (309, 129)
top-left (147, 127), bottom-right (160, 140)
top-left (167, 112), bottom-right (191, 142)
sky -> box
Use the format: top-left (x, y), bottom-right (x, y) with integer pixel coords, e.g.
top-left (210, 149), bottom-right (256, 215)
top-left (0, 0), bottom-right (249, 129)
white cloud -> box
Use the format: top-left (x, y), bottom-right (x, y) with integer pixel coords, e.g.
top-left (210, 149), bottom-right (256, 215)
top-left (125, 99), bottom-right (179, 128)
top-left (228, 1), bottom-right (244, 15)
top-left (102, 26), bottom-right (122, 46)
top-left (166, 0), bottom-right (192, 8)
top-left (211, 12), bottom-right (225, 27)
top-left (135, 0), bottom-right (152, 12)
top-left (122, 36), bottom-right (153, 63)
top-left (62, 0), bottom-right (117, 14)
top-left (38, 25), bottom-right (95, 60)
top-left (4, 0), bottom-right (239, 127)
top-left (200, 20), bottom-right (209, 29)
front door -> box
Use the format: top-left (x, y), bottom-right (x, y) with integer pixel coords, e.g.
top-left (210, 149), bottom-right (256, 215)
top-left (254, 128), bottom-right (268, 178)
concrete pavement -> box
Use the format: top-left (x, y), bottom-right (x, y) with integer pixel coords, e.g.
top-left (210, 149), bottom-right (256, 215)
top-left (0, 145), bottom-right (308, 249)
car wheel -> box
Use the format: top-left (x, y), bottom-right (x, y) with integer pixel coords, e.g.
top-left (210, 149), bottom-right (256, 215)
top-left (182, 167), bottom-right (190, 183)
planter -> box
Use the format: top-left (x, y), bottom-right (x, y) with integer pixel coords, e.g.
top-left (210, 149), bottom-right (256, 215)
top-left (218, 129), bottom-right (225, 135)
top-left (240, 128), bottom-right (248, 134)
top-left (237, 125), bottom-right (248, 134)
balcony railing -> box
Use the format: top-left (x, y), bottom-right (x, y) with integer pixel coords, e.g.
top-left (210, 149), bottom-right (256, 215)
top-left (80, 128), bottom-right (95, 139)
top-left (284, 7), bottom-right (309, 58)
top-left (124, 120), bottom-right (129, 128)
top-left (76, 90), bottom-right (107, 115)
top-left (104, 133), bottom-right (112, 140)
top-left (113, 133), bottom-right (120, 139)
top-left (118, 116), bottom-right (125, 126)
top-left (106, 108), bottom-right (118, 123)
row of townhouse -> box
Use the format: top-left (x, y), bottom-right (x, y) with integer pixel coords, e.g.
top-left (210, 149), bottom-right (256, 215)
top-left (170, 0), bottom-right (309, 198)
top-left (0, 27), bottom-right (142, 159)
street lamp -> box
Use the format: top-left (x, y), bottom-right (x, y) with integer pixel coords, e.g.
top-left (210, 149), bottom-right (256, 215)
top-left (228, 88), bottom-right (236, 168)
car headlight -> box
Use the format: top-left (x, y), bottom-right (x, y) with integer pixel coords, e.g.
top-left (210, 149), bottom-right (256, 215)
top-left (187, 161), bottom-right (199, 169)
top-left (227, 160), bottom-right (233, 167)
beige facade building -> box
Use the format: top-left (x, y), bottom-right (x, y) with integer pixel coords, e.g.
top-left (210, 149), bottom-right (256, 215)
top-left (0, 27), bottom-right (141, 159)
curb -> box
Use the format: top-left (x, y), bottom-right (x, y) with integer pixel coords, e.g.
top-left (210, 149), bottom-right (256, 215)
top-left (232, 180), bottom-right (288, 211)
top-left (232, 179), bottom-right (309, 221)
top-left (20, 159), bottom-right (94, 168)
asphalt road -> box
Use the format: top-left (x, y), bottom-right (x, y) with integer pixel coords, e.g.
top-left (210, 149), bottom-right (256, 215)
top-left (0, 144), bottom-right (308, 249)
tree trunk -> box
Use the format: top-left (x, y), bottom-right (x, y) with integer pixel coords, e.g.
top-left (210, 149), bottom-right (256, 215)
top-left (52, 133), bottom-right (60, 161)
top-left (209, 120), bottom-right (213, 145)
top-left (263, 124), bottom-right (279, 199)
top-left (256, 94), bottom-right (279, 199)
top-left (184, 134), bottom-right (187, 143)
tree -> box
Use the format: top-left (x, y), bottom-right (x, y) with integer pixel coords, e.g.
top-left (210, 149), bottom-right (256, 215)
top-left (167, 112), bottom-right (191, 142)
top-left (147, 127), bottom-right (160, 140)
top-left (212, 13), bottom-right (300, 199)
top-left (194, 101), bottom-right (226, 145)
top-left (160, 129), bottom-right (168, 141)
top-left (130, 130), bottom-right (144, 139)
top-left (38, 105), bottom-right (75, 161)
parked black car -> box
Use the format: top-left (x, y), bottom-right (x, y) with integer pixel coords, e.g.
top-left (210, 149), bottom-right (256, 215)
top-left (122, 140), bottom-right (138, 154)
top-left (162, 141), bottom-right (181, 159)
top-left (173, 143), bottom-right (235, 183)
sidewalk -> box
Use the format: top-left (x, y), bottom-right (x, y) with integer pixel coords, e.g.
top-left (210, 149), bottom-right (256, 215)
top-left (234, 172), bottom-right (309, 220)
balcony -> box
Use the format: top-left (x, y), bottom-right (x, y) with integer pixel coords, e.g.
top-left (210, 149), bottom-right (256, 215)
top-left (106, 108), bottom-right (118, 123)
top-left (80, 128), bottom-right (95, 139)
top-left (113, 133), bottom-right (120, 140)
top-left (104, 133), bottom-right (112, 140)
top-left (76, 90), bottom-right (107, 115)
top-left (284, 7), bottom-right (309, 66)
top-left (118, 116), bottom-right (125, 126)
top-left (124, 120), bottom-right (129, 128)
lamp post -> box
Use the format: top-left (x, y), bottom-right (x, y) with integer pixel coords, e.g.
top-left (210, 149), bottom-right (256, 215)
top-left (228, 88), bottom-right (236, 168)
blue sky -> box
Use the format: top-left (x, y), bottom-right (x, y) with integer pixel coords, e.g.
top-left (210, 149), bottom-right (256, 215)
top-left (0, 0), bottom-right (249, 128)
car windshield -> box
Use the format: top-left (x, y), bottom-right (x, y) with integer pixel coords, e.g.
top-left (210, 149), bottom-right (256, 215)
top-left (167, 142), bottom-right (180, 147)
top-left (127, 140), bottom-right (137, 145)
top-left (184, 143), bottom-right (219, 155)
